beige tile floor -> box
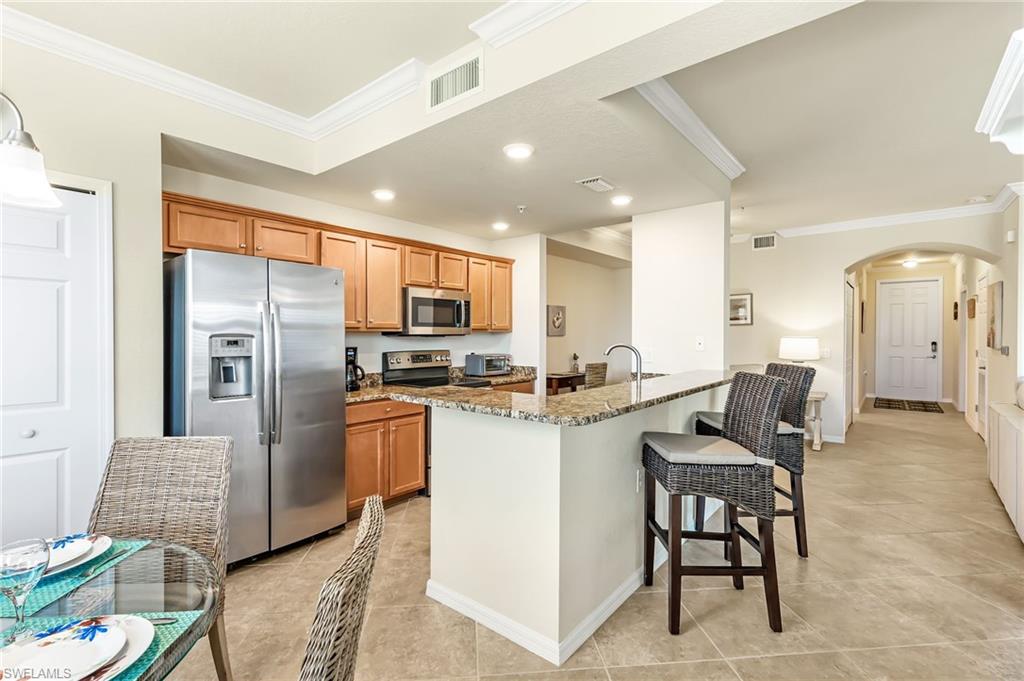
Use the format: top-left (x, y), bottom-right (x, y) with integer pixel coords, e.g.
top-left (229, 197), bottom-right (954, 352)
top-left (170, 405), bottom-right (1024, 681)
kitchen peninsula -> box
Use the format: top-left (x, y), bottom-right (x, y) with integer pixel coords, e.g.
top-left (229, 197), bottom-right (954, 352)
top-left (356, 370), bottom-right (731, 664)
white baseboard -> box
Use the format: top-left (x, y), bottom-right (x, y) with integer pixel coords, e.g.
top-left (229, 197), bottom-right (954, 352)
top-left (428, 549), bottom-right (667, 666)
top-left (803, 432), bottom-right (845, 445)
top-left (866, 393), bottom-right (877, 398)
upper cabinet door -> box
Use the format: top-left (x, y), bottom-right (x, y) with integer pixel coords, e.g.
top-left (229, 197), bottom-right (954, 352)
top-left (438, 252), bottom-right (468, 290)
top-left (252, 218), bottom-right (319, 263)
top-left (166, 201), bottom-right (250, 255)
top-left (490, 260), bottom-right (512, 331)
top-left (365, 239), bottom-right (403, 330)
top-left (403, 246), bottom-right (437, 287)
top-left (321, 232), bottom-right (366, 329)
top-left (467, 257), bottom-right (491, 330)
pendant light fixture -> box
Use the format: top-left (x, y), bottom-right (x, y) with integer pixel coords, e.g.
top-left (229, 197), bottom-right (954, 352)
top-left (0, 92), bottom-right (61, 208)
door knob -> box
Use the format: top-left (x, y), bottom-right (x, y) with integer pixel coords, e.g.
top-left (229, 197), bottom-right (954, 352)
top-left (20, 429), bottom-right (37, 438)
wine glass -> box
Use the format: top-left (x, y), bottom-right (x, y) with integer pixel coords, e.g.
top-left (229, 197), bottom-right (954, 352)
top-left (0, 538), bottom-right (50, 644)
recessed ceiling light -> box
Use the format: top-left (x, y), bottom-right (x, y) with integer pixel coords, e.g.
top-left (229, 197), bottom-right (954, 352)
top-left (965, 195), bottom-right (990, 204)
top-left (492, 221), bottom-right (510, 232)
top-left (902, 259), bottom-right (918, 269)
top-left (502, 143), bottom-right (534, 160)
top-left (611, 194), bottom-right (633, 207)
top-left (372, 189), bottom-right (395, 201)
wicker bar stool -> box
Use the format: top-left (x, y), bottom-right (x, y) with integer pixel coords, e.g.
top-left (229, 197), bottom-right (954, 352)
top-left (695, 363), bottom-right (816, 557)
top-left (642, 372), bottom-right (786, 634)
top-left (299, 495), bottom-right (385, 681)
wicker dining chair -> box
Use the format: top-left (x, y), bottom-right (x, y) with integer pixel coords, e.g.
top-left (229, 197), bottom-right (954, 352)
top-left (642, 372), bottom-right (786, 634)
top-left (584, 362), bottom-right (607, 390)
top-left (298, 495), bottom-right (386, 681)
top-left (696, 363), bottom-right (816, 556)
top-left (88, 436), bottom-right (234, 681)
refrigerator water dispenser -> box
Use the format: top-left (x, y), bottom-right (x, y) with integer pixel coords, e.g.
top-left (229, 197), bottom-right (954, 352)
top-left (209, 335), bottom-right (253, 400)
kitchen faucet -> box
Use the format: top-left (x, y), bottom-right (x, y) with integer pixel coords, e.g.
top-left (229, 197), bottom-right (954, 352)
top-left (605, 343), bottom-right (643, 386)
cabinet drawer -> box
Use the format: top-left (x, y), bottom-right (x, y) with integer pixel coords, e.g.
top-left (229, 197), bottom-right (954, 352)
top-left (347, 399), bottom-right (425, 425)
top-left (492, 380), bottom-right (534, 394)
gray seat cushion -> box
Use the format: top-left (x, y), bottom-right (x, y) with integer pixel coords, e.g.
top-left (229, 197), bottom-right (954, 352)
top-left (643, 432), bottom-right (757, 466)
top-left (696, 410), bottom-right (800, 435)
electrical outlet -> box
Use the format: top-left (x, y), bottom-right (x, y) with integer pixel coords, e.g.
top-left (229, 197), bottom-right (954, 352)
top-left (695, 336), bottom-right (705, 352)
top-left (820, 347), bottom-right (831, 359)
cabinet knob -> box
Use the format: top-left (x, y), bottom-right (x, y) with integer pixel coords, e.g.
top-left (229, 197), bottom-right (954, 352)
top-left (21, 429), bottom-right (37, 439)
top-left (239, 243), bottom-right (246, 248)
top-left (256, 245), bottom-right (263, 251)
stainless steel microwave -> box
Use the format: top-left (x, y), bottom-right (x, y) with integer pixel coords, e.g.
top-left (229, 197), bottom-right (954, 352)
top-left (391, 286), bottom-right (471, 336)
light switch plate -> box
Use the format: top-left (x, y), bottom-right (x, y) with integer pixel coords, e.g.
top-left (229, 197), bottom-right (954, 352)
top-left (820, 347), bottom-right (831, 359)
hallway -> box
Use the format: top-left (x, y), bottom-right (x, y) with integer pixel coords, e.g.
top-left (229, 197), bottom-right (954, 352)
top-left (171, 406), bottom-right (1024, 681)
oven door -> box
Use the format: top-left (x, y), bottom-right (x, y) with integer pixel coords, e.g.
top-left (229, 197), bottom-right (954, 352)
top-left (403, 287), bottom-right (470, 335)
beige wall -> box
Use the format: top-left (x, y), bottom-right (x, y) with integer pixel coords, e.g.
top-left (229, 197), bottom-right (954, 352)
top-left (729, 209), bottom-right (1010, 442)
top-left (861, 262), bottom-right (959, 402)
top-left (545, 255), bottom-right (632, 383)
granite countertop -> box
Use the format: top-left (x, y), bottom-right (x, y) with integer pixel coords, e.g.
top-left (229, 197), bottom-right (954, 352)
top-left (345, 370), bottom-right (731, 426)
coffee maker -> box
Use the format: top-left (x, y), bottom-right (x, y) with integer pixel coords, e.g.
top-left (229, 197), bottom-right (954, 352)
top-left (346, 346), bottom-right (366, 392)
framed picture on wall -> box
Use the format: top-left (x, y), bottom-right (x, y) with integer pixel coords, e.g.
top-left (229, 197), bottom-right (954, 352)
top-left (987, 281), bottom-right (1003, 350)
top-left (967, 297), bottom-right (976, 319)
top-left (547, 305), bottom-right (566, 336)
top-left (729, 293), bottom-right (753, 326)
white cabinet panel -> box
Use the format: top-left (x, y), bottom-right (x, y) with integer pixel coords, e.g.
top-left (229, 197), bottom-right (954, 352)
top-left (997, 415), bottom-right (1018, 523)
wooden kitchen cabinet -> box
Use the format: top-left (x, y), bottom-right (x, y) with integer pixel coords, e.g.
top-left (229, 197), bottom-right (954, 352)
top-left (404, 246), bottom-right (437, 287)
top-left (365, 239), bottom-right (403, 330)
top-left (252, 217), bottom-right (319, 263)
top-left (166, 201), bottom-right (250, 255)
top-left (345, 420), bottom-right (386, 513)
top-left (490, 260), bottom-right (513, 331)
top-left (438, 252), bottom-right (468, 290)
top-left (321, 232), bottom-right (366, 329)
top-left (387, 413), bottom-right (427, 497)
top-left (468, 257), bottom-right (492, 330)
top-left (345, 401), bottom-right (426, 515)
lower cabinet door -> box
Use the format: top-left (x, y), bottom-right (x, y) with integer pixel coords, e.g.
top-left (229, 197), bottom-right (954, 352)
top-left (346, 420), bottom-right (387, 512)
top-left (387, 413), bottom-right (426, 498)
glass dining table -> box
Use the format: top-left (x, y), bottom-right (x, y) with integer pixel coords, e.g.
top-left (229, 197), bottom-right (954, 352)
top-left (0, 539), bottom-right (218, 680)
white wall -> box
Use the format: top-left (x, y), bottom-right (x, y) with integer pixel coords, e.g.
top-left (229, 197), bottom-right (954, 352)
top-left (492, 234), bottom-right (547, 392)
top-left (163, 166), bottom-right (532, 374)
top-left (545, 255), bottom-right (632, 383)
top-left (729, 208), bottom-right (1011, 441)
top-left (632, 202), bottom-right (728, 374)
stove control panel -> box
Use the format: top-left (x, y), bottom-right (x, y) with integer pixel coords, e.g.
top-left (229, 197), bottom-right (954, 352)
top-left (382, 350), bottom-right (452, 369)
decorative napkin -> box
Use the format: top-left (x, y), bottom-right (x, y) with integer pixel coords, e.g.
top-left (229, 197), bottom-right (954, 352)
top-left (0, 539), bottom-right (150, 617)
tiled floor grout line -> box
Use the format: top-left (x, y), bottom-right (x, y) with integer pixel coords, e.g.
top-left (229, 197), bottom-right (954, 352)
top-left (936, 576), bottom-right (1024, 623)
top-left (677, 599), bottom-right (743, 680)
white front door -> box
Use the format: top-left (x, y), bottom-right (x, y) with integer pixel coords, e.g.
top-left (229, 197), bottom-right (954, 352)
top-left (876, 278), bottom-right (941, 401)
top-left (1, 185), bottom-right (113, 543)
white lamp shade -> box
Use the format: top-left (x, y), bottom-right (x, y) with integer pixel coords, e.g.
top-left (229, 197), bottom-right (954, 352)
top-left (0, 144), bottom-right (61, 208)
top-left (779, 336), bottom-right (820, 361)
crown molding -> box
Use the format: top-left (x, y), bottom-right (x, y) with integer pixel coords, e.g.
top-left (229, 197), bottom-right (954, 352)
top-left (976, 28), bottom-right (1024, 154)
top-left (1, 6), bottom-right (425, 141)
top-left (634, 77), bottom-right (745, 181)
top-left (775, 183), bottom-right (1024, 239)
top-left (469, 0), bottom-right (587, 49)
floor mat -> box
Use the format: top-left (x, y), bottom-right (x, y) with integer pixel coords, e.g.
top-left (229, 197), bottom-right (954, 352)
top-left (874, 398), bottom-right (943, 413)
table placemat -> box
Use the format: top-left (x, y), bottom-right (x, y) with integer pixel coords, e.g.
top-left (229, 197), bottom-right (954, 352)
top-left (0, 539), bottom-right (150, 617)
top-left (1, 610), bottom-right (203, 681)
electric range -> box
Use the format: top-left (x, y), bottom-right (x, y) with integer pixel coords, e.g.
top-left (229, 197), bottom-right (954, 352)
top-left (381, 350), bottom-right (492, 388)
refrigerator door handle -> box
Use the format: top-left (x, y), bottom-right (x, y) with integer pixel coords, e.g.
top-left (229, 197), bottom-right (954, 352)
top-left (271, 302), bottom-right (284, 444)
top-left (258, 301), bottom-right (272, 445)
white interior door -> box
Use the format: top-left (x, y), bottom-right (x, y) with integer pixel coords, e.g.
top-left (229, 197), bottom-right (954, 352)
top-left (1, 185), bottom-right (113, 543)
top-left (977, 275), bottom-right (988, 438)
top-left (876, 278), bottom-right (941, 401)
top-left (845, 281), bottom-right (855, 428)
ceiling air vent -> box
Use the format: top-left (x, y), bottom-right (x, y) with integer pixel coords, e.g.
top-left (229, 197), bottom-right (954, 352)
top-left (575, 176), bottom-right (615, 193)
top-left (429, 56), bottom-right (481, 110)
top-left (751, 233), bottom-right (777, 251)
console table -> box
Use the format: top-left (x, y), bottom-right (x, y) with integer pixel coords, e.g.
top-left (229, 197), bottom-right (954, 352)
top-left (807, 391), bottom-right (827, 451)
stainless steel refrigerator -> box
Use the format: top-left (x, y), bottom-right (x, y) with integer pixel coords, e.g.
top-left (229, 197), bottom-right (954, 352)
top-left (165, 249), bottom-right (347, 563)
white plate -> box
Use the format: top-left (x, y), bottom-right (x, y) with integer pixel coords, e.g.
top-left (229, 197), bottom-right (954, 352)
top-left (46, 534), bottom-right (94, 571)
top-left (80, 615), bottom-right (155, 681)
top-left (44, 536), bottom-right (113, 578)
top-left (1, 617), bottom-right (128, 681)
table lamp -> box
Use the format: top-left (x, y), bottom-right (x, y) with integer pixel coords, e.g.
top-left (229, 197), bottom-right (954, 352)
top-left (778, 336), bottom-right (820, 363)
